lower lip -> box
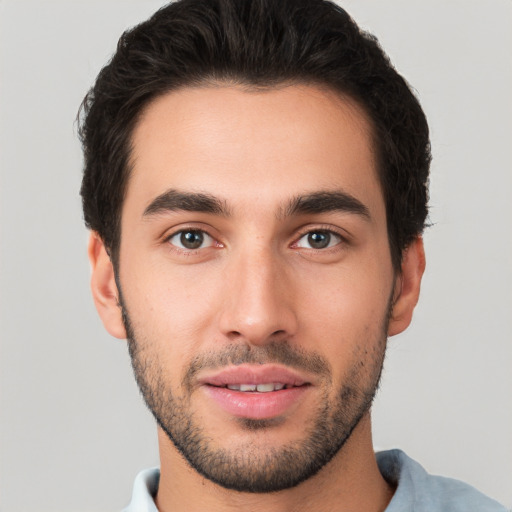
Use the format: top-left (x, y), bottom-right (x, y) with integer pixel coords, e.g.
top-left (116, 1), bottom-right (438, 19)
top-left (203, 385), bottom-right (310, 420)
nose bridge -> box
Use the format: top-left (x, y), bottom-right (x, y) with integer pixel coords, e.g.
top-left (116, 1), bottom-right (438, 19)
top-left (219, 241), bottom-right (297, 344)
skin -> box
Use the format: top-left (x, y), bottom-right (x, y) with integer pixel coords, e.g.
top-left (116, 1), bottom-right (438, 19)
top-left (88, 84), bottom-right (425, 512)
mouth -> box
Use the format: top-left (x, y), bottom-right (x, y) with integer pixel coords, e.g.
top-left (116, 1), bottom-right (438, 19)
top-left (199, 365), bottom-right (312, 420)
top-left (217, 382), bottom-right (301, 392)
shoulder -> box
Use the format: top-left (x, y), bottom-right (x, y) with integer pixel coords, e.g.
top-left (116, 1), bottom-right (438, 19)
top-left (377, 449), bottom-right (507, 512)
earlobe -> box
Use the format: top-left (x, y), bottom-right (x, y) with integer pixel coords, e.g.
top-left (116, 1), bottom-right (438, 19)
top-left (388, 237), bottom-right (426, 337)
top-left (88, 232), bottom-right (127, 339)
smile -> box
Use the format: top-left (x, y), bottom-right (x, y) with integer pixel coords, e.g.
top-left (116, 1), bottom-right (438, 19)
top-left (199, 365), bottom-right (312, 419)
top-left (218, 383), bottom-right (300, 392)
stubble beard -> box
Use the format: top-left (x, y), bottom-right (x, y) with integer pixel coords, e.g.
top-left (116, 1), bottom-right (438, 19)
top-left (122, 302), bottom-right (390, 493)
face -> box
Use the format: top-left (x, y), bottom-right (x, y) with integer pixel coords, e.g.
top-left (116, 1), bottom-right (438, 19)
top-left (91, 84), bottom-right (422, 493)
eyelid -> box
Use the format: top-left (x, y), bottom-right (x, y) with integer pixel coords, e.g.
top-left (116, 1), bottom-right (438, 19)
top-left (168, 229), bottom-right (214, 249)
top-left (163, 225), bottom-right (223, 253)
top-left (161, 222), bottom-right (216, 241)
top-left (292, 224), bottom-right (350, 244)
top-left (295, 231), bottom-right (342, 249)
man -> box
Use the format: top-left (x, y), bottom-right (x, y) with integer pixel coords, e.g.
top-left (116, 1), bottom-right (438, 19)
top-left (78, 0), bottom-right (507, 510)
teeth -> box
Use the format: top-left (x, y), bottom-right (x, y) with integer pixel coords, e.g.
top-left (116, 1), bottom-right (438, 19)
top-left (226, 383), bottom-right (287, 392)
top-left (256, 383), bottom-right (275, 392)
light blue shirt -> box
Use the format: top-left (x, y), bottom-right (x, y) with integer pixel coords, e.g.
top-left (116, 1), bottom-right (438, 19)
top-left (123, 449), bottom-right (507, 511)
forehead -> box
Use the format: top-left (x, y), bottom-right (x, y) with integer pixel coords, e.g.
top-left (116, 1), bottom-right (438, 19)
top-left (125, 84), bottom-right (382, 218)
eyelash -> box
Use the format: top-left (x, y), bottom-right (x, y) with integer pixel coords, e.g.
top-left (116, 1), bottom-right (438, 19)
top-left (292, 225), bottom-right (348, 252)
top-left (164, 227), bottom-right (221, 255)
top-left (163, 225), bottom-right (348, 255)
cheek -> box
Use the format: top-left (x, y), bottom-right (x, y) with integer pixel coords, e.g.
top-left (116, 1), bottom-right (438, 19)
top-left (297, 263), bottom-right (392, 331)
top-left (120, 258), bottom-right (223, 362)
top-left (294, 258), bottom-right (393, 371)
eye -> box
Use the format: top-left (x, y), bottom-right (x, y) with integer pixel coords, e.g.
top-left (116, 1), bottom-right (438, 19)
top-left (168, 229), bottom-right (214, 250)
top-left (295, 230), bottom-right (342, 250)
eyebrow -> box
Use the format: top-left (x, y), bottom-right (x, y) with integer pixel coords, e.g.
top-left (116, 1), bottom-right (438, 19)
top-left (143, 189), bottom-right (231, 217)
top-left (281, 190), bottom-right (370, 220)
top-left (142, 188), bottom-right (370, 221)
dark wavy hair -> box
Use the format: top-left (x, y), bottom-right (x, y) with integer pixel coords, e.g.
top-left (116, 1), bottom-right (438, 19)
top-left (78, 0), bottom-right (430, 271)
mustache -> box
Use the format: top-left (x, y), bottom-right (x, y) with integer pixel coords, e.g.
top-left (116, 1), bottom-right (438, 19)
top-left (183, 341), bottom-right (332, 389)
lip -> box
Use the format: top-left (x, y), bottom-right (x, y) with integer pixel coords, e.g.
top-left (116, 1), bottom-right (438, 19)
top-left (199, 364), bottom-right (309, 387)
top-left (199, 364), bottom-right (312, 420)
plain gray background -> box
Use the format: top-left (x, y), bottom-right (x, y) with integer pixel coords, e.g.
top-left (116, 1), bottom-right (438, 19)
top-left (1, 1), bottom-right (511, 510)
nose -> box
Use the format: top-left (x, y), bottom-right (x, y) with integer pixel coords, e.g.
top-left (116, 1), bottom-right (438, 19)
top-left (217, 246), bottom-right (298, 345)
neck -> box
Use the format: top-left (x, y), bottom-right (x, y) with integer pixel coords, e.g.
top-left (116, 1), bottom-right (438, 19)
top-left (155, 413), bottom-right (394, 512)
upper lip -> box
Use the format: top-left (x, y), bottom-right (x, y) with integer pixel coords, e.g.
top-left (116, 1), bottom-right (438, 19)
top-left (198, 364), bottom-right (311, 387)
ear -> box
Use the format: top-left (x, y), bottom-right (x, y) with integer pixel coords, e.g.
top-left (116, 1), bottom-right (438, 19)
top-left (88, 232), bottom-right (127, 339)
top-left (388, 237), bottom-right (426, 337)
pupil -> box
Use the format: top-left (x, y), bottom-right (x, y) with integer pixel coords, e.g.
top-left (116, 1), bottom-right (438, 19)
top-left (181, 231), bottom-right (203, 249)
top-left (308, 232), bottom-right (330, 249)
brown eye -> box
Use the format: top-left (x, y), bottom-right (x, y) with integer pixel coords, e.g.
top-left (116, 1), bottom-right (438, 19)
top-left (296, 230), bottom-right (341, 249)
top-left (308, 232), bottom-right (330, 249)
top-left (168, 230), bottom-right (213, 250)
